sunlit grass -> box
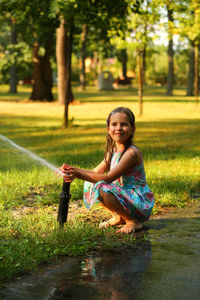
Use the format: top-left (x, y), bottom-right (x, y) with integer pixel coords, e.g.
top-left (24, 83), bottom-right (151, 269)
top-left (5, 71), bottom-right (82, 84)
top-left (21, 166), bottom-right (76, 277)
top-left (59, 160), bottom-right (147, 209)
top-left (0, 84), bottom-right (200, 282)
top-left (0, 86), bottom-right (199, 207)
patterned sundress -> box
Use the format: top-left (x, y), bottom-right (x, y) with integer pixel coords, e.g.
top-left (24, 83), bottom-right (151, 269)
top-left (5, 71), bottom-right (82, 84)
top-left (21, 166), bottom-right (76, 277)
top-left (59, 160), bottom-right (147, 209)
top-left (83, 146), bottom-right (155, 222)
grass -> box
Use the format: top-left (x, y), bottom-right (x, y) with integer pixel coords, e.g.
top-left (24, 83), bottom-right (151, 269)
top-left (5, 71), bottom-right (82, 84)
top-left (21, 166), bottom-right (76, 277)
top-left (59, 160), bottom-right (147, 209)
top-left (0, 84), bottom-right (200, 283)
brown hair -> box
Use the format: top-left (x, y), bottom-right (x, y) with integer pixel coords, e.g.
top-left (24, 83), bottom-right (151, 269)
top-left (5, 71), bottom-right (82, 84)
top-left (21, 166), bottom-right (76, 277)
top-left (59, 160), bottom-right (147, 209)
top-left (104, 107), bottom-right (135, 165)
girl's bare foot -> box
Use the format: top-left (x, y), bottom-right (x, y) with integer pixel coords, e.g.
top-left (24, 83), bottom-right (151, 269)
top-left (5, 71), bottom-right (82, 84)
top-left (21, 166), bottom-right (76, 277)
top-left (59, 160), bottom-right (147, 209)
top-left (99, 216), bottom-right (125, 228)
top-left (116, 222), bottom-right (143, 234)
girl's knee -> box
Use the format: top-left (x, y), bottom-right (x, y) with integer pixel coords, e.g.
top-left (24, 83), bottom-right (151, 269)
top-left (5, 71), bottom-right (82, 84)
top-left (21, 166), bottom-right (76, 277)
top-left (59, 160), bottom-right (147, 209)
top-left (99, 189), bottom-right (108, 203)
top-left (99, 189), bottom-right (119, 204)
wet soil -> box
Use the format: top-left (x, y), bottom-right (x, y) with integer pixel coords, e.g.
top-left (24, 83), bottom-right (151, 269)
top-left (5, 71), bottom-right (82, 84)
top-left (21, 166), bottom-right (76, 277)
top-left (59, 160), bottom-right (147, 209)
top-left (1, 201), bottom-right (200, 300)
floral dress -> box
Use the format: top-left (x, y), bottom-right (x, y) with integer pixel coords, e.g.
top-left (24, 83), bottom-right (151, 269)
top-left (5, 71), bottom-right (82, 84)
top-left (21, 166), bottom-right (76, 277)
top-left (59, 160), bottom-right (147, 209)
top-left (83, 146), bottom-right (155, 222)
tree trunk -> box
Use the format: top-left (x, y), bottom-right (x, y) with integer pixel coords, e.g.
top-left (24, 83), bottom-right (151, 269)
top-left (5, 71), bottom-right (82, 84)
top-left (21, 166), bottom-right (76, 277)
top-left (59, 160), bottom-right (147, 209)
top-left (56, 17), bottom-right (74, 122)
top-left (93, 50), bottom-right (98, 84)
top-left (41, 41), bottom-right (54, 102)
top-left (187, 42), bottom-right (195, 96)
top-left (137, 53), bottom-right (143, 116)
top-left (64, 18), bottom-right (74, 127)
top-left (30, 42), bottom-right (46, 100)
top-left (9, 66), bottom-right (17, 94)
top-left (166, 3), bottom-right (174, 96)
top-left (56, 19), bottom-right (67, 105)
top-left (80, 24), bottom-right (87, 90)
top-left (121, 49), bottom-right (127, 78)
top-left (142, 46), bottom-right (146, 85)
top-left (98, 57), bottom-right (103, 75)
top-left (9, 18), bottom-right (17, 94)
top-left (30, 40), bottom-right (54, 101)
top-left (194, 43), bottom-right (199, 105)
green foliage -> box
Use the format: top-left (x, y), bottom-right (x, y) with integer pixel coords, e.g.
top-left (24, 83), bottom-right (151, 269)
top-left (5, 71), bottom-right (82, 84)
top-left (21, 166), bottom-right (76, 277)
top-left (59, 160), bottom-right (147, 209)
top-left (109, 0), bottom-right (160, 52)
top-left (176, 0), bottom-right (200, 44)
top-left (0, 42), bottom-right (32, 83)
top-left (0, 0), bottom-right (199, 92)
top-left (174, 47), bottom-right (189, 85)
top-left (146, 46), bottom-right (168, 85)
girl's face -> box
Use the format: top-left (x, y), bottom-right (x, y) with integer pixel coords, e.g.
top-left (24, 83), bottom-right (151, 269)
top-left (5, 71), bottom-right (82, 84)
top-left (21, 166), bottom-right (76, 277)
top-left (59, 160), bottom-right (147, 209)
top-left (108, 112), bottom-right (135, 146)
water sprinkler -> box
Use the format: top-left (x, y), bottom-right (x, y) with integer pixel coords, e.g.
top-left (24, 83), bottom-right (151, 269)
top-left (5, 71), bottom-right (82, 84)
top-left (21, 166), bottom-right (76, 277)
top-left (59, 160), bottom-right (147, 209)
top-left (57, 180), bottom-right (71, 227)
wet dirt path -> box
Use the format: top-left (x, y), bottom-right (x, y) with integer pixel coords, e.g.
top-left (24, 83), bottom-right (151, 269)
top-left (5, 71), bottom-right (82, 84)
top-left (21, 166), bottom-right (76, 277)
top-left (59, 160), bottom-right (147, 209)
top-left (1, 201), bottom-right (200, 300)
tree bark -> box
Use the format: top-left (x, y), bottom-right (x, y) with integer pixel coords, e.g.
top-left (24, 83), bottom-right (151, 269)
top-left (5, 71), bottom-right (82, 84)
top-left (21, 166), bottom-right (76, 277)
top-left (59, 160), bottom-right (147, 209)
top-left (142, 46), bottom-right (146, 85)
top-left (80, 24), bottom-right (87, 90)
top-left (30, 42), bottom-right (45, 100)
top-left (93, 50), bottom-right (98, 83)
top-left (9, 66), bottom-right (17, 94)
top-left (41, 40), bottom-right (54, 102)
top-left (137, 53), bottom-right (143, 116)
top-left (56, 17), bottom-right (74, 121)
top-left (64, 18), bottom-right (74, 127)
top-left (121, 49), bottom-right (127, 78)
top-left (166, 2), bottom-right (174, 96)
top-left (194, 43), bottom-right (199, 104)
top-left (56, 19), bottom-right (67, 105)
top-left (187, 42), bottom-right (195, 96)
top-left (9, 18), bottom-right (17, 94)
top-left (30, 40), bottom-right (54, 101)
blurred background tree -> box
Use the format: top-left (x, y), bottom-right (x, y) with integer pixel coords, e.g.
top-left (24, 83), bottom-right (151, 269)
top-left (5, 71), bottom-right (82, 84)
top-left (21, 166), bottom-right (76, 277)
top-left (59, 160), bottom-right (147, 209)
top-left (0, 0), bottom-right (199, 123)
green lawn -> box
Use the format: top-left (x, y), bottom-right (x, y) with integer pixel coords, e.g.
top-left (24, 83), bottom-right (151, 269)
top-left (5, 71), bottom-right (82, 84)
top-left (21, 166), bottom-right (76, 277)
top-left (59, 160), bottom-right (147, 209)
top-left (0, 84), bottom-right (200, 283)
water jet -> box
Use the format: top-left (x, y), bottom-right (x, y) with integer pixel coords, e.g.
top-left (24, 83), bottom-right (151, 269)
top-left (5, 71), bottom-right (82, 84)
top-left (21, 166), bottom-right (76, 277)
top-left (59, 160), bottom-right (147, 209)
top-left (0, 134), bottom-right (70, 226)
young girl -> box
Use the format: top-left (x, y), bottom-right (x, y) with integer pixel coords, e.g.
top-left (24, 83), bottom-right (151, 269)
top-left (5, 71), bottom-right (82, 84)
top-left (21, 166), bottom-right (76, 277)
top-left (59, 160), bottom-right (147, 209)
top-left (61, 107), bottom-right (155, 234)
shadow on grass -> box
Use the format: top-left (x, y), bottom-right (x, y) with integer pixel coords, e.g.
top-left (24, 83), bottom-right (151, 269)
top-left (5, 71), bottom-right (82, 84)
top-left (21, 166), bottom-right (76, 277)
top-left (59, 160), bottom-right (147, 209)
top-left (0, 115), bottom-right (199, 172)
top-left (0, 85), bottom-right (196, 103)
top-left (72, 86), bottom-right (195, 103)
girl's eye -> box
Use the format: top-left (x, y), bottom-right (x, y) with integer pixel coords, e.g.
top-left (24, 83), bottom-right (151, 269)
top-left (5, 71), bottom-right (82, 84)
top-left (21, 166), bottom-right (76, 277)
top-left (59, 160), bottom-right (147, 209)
top-left (122, 123), bottom-right (128, 126)
top-left (110, 122), bottom-right (129, 127)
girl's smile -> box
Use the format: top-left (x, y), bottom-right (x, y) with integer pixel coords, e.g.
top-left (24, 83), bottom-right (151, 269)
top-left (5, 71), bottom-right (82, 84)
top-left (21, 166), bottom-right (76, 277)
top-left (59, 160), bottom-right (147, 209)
top-left (108, 112), bottom-right (135, 149)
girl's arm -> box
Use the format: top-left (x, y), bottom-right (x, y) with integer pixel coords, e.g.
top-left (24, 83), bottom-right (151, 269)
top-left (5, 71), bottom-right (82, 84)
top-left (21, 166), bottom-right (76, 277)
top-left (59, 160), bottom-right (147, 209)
top-left (93, 159), bottom-right (110, 173)
top-left (60, 159), bottom-right (109, 178)
top-left (64, 148), bottom-right (140, 183)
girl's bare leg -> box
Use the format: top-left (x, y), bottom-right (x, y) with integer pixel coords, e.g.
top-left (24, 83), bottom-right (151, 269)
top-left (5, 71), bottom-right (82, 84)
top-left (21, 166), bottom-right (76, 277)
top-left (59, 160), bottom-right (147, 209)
top-left (98, 203), bottom-right (125, 228)
top-left (99, 190), bottom-right (142, 233)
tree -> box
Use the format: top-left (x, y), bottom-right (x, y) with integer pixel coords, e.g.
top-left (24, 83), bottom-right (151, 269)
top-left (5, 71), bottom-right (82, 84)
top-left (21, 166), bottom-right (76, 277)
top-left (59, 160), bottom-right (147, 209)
top-left (109, 0), bottom-right (160, 116)
top-left (9, 17), bottom-right (17, 93)
top-left (27, 2), bottom-right (56, 101)
top-left (0, 0), bottom-right (57, 101)
top-left (166, 0), bottom-right (174, 96)
top-left (187, 42), bottom-right (195, 96)
top-left (121, 49), bottom-right (128, 79)
top-left (51, 0), bottom-right (129, 127)
top-left (178, 0), bottom-right (200, 103)
top-left (56, 15), bottom-right (74, 107)
top-left (0, 14), bottom-right (33, 87)
top-left (30, 39), bottom-right (54, 101)
top-left (79, 24), bottom-right (88, 90)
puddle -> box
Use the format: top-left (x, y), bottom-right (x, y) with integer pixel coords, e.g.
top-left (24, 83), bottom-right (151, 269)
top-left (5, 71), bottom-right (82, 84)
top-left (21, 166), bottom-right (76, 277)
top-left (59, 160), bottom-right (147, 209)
top-left (1, 202), bottom-right (200, 300)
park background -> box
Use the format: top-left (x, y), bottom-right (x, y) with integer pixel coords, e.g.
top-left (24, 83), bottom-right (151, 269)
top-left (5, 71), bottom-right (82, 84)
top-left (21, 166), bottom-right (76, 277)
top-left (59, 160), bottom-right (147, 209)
top-left (0, 0), bottom-right (200, 283)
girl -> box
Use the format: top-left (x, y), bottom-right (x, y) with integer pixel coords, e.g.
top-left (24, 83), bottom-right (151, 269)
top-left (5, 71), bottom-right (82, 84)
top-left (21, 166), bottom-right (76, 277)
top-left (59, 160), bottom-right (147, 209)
top-left (61, 107), bottom-right (155, 233)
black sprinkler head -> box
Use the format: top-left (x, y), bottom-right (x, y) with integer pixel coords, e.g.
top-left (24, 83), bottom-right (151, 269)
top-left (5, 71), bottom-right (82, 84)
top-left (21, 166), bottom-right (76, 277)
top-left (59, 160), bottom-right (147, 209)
top-left (57, 180), bottom-right (71, 227)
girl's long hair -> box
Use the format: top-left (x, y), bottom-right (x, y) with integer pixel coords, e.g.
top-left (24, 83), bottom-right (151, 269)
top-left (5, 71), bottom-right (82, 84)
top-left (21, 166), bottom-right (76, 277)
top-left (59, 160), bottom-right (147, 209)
top-left (104, 107), bottom-right (135, 166)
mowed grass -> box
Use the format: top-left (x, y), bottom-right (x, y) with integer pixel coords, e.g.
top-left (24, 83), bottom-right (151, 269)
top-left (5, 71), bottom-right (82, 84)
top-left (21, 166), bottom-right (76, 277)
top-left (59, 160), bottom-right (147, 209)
top-left (0, 84), bottom-right (200, 283)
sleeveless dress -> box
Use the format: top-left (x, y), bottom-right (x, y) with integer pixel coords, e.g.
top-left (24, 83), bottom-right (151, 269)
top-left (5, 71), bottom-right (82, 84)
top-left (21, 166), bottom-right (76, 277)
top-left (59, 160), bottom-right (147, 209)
top-left (83, 146), bottom-right (155, 222)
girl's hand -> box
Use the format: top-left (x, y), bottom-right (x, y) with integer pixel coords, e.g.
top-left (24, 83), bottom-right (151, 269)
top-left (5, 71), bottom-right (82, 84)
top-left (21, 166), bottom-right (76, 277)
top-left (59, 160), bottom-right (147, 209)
top-left (55, 168), bottom-right (63, 178)
top-left (59, 163), bottom-right (71, 172)
top-left (62, 164), bottom-right (77, 183)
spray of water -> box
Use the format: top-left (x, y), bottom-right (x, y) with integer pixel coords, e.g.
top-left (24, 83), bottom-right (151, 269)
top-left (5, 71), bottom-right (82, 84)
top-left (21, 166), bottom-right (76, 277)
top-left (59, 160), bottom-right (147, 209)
top-left (0, 134), bottom-right (62, 175)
